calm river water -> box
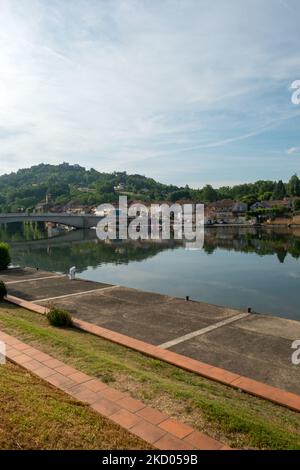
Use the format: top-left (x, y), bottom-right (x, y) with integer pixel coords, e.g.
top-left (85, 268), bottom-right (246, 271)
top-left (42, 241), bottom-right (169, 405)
top-left (1, 223), bottom-right (300, 320)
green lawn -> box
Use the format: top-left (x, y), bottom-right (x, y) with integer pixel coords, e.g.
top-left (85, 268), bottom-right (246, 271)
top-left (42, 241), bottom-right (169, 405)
top-left (0, 362), bottom-right (151, 450)
top-left (0, 301), bottom-right (300, 449)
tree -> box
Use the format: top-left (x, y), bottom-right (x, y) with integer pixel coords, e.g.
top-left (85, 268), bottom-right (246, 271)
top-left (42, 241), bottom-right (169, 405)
top-left (241, 194), bottom-right (258, 205)
top-left (277, 249), bottom-right (287, 264)
top-left (200, 185), bottom-right (218, 202)
top-left (0, 242), bottom-right (11, 270)
top-left (259, 191), bottom-right (272, 201)
top-left (288, 174), bottom-right (300, 197)
top-left (95, 181), bottom-right (115, 194)
top-left (294, 199), bottom-right (300, 211)
top-left (169, 189), bottom-right (191, 202)
top-left (272, 180), bottom-right (286, 200)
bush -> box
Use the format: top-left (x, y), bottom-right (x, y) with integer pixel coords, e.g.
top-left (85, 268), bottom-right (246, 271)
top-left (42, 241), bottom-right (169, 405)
top-left (46, 307), bottom-right (73, 327)
top-left (0, 280), bottom-right (7, 299)
top-left (0, 243), bottom-right (11, 270)
top-left (294, 199), bottom-right (300, 211)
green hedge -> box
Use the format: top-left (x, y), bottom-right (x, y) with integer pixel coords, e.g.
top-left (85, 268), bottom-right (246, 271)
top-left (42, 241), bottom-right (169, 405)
top-left (0, 243), bottom-right (11, 270)
top-left (0, 280), bottom-right (7, 299)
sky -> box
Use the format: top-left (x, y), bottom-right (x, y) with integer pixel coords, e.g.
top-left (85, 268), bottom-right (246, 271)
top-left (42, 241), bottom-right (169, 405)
top-left (0, 0), bottom-right (299, 187)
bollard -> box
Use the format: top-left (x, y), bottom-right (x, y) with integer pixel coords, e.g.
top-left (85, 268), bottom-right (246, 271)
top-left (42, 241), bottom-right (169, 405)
top-left (69, 266), bottom-right (76, 280)
top-left (186, 296), bottom-right (189, 301)
top-left (247, 307), bottom-right (252, 313)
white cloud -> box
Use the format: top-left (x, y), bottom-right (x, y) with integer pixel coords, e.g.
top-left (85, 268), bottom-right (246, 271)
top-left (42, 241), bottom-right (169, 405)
top-left (0, 0), bottom-right (299, 182)
top-left (287, 147), bottom-right (300, 155)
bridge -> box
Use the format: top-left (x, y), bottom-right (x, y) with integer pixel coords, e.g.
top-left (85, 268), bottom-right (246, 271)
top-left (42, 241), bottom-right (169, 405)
top-left (0, 213), bottom-right (104, 229)
top-left (8, 227), bottom-right (98, 248)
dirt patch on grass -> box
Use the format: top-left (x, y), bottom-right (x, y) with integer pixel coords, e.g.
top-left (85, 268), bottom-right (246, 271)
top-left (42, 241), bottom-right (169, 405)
top-left (0, 362), bottom-right (151, 450)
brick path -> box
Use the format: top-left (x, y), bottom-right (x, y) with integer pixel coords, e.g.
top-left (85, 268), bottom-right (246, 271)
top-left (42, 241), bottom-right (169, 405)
top-left (0, 329), bottom-right (229, 450)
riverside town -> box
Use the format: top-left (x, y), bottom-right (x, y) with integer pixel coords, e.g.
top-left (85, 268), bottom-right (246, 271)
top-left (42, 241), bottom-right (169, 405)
top-left (0, 0), bottom-right (300, 465)
top-left (95, 196), bottom-right (204, 246)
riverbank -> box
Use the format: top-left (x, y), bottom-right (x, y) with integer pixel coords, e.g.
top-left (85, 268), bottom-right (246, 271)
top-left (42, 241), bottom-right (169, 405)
top-left (0, 301), bottom-right (299, 449)
top-left (2, 267), bottom-right (300, 398)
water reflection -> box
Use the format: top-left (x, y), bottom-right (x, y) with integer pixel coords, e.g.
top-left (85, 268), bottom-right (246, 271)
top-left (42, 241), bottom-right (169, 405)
top-left (2, 223), bottom-right (300, 272)
top-left (0, 222), bottom-right (182, 273)
top-left (203, 226), bottom-right (300, 263)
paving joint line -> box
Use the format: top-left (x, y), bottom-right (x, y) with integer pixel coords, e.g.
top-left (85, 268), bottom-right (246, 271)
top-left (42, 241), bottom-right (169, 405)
top-left (97, 291), bottom-right (175, 306)
top-left (159, 312), bottom-right (251, 349)
top-left (33, 285), bottom-right (120, 303)
top-left (5, 275), bottom-right (66, 285)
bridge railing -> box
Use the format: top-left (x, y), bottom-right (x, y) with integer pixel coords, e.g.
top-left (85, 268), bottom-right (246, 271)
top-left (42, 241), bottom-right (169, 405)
top-left (0, 212), bottom-right (95, 217)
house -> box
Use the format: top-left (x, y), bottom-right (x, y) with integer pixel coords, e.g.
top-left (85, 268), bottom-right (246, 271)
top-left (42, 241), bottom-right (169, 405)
top-left (35, 202), bottom-right (52, 212)
top-left (93, 207), bottom-right (109, 216)
top-left (250, 201), bottom-right (270, 211)
top-left (206, 200), bottom-right (248, 224)
top-left (232, 202), bottom-right (248, 214)
top-left (266, 199), bottom-right (293, 209)
top-left (77, 187), bottom-right (93, 193)
top-left (206, 200), bottom-right (235, 222)
top-left (114, 183), bottom-right (125, 192)
top-left (65, 204), bottom-right (90, 214)
top-left (35, 193), bottom-right (52, 212)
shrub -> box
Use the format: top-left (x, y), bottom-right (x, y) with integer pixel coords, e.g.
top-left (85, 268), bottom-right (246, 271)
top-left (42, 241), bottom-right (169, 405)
top-left (294, 199), bottom-right (300, 212)
top-left (0, 280), bottom-right (7, 299)
top-left (0, 243), bottom-right (11, 270)
top-left (46, 307), bottom-right (73, 327)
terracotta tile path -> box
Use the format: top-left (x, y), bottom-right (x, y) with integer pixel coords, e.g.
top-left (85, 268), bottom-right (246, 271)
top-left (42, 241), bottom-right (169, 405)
top-left (0, 328), bottom-right (229, 450)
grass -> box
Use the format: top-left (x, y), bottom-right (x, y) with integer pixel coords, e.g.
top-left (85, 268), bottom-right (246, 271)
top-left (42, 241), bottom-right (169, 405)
top-left (0, 301), bottom-right (300, 449)
top-left (0, 362), bottom-right (151, 450)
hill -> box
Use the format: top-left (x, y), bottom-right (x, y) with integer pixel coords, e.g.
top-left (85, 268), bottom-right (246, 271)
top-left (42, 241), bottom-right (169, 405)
top-left (0, 163), bottom-right (299, 212)
top-left (0, 163), bottom-right (179, 212)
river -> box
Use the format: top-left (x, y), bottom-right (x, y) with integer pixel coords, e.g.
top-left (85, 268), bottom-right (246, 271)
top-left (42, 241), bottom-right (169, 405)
top-left (1, 222), bottom-right (300, 320)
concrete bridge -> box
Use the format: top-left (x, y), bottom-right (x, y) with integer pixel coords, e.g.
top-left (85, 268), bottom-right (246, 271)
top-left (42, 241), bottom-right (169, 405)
top-left (0, 213), bottom-right (104, 229)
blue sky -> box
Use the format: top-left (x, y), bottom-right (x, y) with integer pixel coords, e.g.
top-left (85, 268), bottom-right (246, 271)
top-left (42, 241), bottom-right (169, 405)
top-left (0, 0), bottom-right (299, 187)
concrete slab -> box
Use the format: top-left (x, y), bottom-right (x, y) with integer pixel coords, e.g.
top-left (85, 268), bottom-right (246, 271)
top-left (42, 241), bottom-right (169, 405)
top-left (234, 314), bottom-right (300, 341)
top-left (7, 275), bottom-right (113, 302)
top-left (170, 316), bottom-right (300, 395)
top-left (36, 289), bottom-right (241, 345)
top-left (0, 267), bottom-right (57, 283)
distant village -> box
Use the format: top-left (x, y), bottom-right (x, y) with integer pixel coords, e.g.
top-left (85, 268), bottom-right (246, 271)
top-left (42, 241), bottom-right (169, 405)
top-left (35, 193), bottom-right (300, 227)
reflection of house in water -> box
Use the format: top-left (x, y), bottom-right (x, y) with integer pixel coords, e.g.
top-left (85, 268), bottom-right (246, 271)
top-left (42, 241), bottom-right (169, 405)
top-left (205, 200), bottom-right (248, 224)
top-left (232, 238), bottom-right (247, 249)
top-left (251, 239), bottom-right (264, 250)
top-left (46, 225), bottom-right (66, 238)
top-left (205, 227), bottom-right (258, 251)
